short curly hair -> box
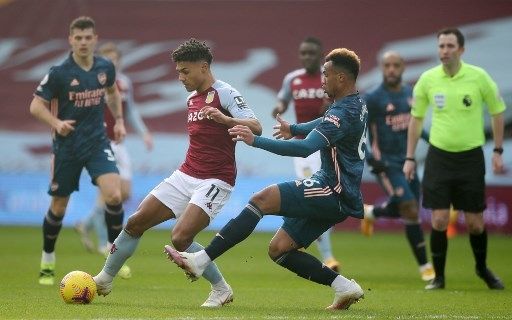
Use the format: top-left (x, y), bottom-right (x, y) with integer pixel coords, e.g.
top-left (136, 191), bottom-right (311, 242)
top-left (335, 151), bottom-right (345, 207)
top-left (69, 16), bottom-right (95, 34)
top-left (325, 48), bottom-right (361, 80)
top-left (171, 38), bottom-right (213, 64)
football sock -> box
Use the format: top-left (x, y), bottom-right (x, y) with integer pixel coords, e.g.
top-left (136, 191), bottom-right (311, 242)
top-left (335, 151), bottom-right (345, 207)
top-left (469, 229), bottom-right (487, 273)
top-left (186, 242), bottom-right (223, 286)
top-left (91, 204), bottom-right (108, 250)
top-left (205, 202), bottom-right (262, 261)
top-left (430, 228), bottom-right (447, 278)
top-left (274, 249), bottom-right (337, 286)
top-left (105, 203), bottom-right (124, 243)
top-left (316, 228), bottom-right (334, 261)
top-left (373, 200), bottom-right (400, 218)
top-left (42, 209), bottom-right (63, 253)
top-left (41, 251), bottom-right (55, 264)
top-left (103, 229), bottom-right (139, 277)
top-left (331, 274), bottom-right (355, 292)
top-left (405, 223), bottom-right (428, 265)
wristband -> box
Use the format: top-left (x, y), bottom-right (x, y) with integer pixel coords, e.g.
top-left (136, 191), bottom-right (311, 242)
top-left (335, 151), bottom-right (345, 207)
top-left (405, 157), bottom-right (416, 162)
top-left (493, 147), bottom-right (503, 155)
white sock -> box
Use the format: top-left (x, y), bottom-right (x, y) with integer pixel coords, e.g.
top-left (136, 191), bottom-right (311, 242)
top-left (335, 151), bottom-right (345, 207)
top-left (41, 251), bottom-right (55, 264)
top-left (94, 270), bottom-right (114, 283)
top-left (196, 250), bottom-right (212, 269)
top-left (419, 262), bottom-right (433, 272)
top-left (212, 278), bottom-right (229, 291)
top-left (331, 275), bottom-right (353, 292)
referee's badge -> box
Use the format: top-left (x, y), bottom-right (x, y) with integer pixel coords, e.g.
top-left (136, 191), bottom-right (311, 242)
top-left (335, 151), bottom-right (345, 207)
top-left (434, 93), bottom-right (445, 108)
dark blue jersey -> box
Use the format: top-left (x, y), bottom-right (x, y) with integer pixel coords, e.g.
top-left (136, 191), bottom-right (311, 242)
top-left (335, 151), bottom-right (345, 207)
top-left (34, 53), bottom-right (116, 160)
top-left (314, 93), bottom-right (367, 217)
top-left (364, 83), bottom-right (412, 165)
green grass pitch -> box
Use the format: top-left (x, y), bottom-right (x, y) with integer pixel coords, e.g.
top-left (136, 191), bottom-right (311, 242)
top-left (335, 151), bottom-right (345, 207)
top-left (1, 225), bottom-right (511, 319)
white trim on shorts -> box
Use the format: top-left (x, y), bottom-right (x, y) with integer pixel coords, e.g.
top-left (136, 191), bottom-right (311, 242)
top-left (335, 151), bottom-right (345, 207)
top-left (150, 170), bottom-right (233, 220)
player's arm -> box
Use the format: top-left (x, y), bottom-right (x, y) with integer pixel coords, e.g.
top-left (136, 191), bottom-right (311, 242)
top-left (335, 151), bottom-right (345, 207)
top-left (105, 84), bottom-right (126, 143)
top-left (124, 91), bottom-right (153, 150)
top-left (369, 122), bottom-right (382, 160)
top-left (29, 96), bottom-right (75, 136)
top-left (272, 73), bottom-right (293, 118)
top-left (481, 71), bottom-right (506, 174)
top-left (229, 125), bottom-right (326, 158)
top-left (403, 116), bottom-right (423, 180)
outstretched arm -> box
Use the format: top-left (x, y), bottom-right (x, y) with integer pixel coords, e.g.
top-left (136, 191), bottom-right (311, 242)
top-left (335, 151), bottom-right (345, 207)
top-left (229, 125), bottom-right (327, 157)
top-left (290, 117), bottom-right (323, 137)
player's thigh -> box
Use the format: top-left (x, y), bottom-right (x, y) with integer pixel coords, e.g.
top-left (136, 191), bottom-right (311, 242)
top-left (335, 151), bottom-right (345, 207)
top-left (150, 170), bottom-right (193, 219)
top-left (277, 178), bottom-right (344, 248)
top-left (386, 167), bottom-right (417, 202)
top-left (126, 194), bottom-right (174, 235)
top-left (48, 154), bottom-right (83, 197)
top-left (189, 177), bottom-right (233, 221)
top-left (111, 142), bottom-right (132, 180)
top-left (85, 142), bottom-right (119, 186)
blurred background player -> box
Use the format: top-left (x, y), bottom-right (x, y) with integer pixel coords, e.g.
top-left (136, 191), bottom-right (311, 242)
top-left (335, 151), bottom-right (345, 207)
top-left (92, 39), bottom-right (262, 307)
top-left (272, 37), bottom-right (340, 271)
top-left (75, 42), bottom-right (154, 261)
top-left (404, 27), bottom-right (505, 290)
top-left (29, 16), bottom-right (127, 285)
top-left (361, 51), bottom-right (435, 281)
top-left (166, 48), bottom-right (366, 310)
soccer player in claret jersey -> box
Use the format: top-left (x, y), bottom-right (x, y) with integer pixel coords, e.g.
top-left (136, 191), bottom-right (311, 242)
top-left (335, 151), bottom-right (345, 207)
top-left (93, 38), bottom-right (262, 307)
top-left (273, 37), bottom-right (340, 271)
top-left (166, 48), bottom-right (366, 310)
top-left (361, 51), bottom-right (435, 282)
top-left (29, 16), bottom-right (127, 286)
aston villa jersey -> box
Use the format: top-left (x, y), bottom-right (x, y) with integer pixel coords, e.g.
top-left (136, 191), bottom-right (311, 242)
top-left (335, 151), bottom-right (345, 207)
top-left (179, 80), bottom-right (258, 186)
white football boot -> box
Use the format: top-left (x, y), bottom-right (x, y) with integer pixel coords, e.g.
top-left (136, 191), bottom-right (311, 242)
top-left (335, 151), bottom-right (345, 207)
top-left (327, 279), bottom-right (364, 310)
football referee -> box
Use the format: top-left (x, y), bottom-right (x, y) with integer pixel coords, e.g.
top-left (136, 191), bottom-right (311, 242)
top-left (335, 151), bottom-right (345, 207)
top-left (403, 27), bottom-right (506, 290)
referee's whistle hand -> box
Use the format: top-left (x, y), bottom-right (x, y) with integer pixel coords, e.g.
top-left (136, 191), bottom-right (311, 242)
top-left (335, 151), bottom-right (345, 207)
top-left (403, 161), bottom-right (415, 181)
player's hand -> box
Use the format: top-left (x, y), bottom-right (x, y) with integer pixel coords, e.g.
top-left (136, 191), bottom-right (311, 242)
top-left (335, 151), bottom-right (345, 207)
top-left (271, 106), bottom-right (283, 118)
top-left (272, 114), bottom-right (292, 140)
top-left (367, 158), bottom-right (387, 175)
top-left (371, 144), bottom-right (382, 161)
top-left (55, 120), bottom-right (76, 137)
top-left (113, 120), bottom-right (126, 144)
top-left (202, 106), bottom-right (227, 124)
top-left (143, 132), bottom-right (154, 151)
top-left (492, 153), bottom-right (505, 174)
top-left (403, 159), bottom-right (416, 181)
top-left (228, 125), bottom-right (255, 145)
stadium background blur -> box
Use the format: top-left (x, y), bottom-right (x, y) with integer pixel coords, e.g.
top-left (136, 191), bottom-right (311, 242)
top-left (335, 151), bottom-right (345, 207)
top-left (0, 0), bottom-right (511, 235)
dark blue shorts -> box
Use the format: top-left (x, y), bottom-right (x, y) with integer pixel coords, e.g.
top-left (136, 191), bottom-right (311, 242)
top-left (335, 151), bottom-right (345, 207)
top-left (278, 178), bottom-right (347, 248)
top-left (48, 141), bottom-right (119, 197)
top-left (378, 165), bottom-right (420, 202)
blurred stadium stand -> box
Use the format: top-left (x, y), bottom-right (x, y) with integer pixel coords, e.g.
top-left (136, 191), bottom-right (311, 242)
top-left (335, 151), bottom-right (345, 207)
top-left (0, 0), bottom-right (511, 232)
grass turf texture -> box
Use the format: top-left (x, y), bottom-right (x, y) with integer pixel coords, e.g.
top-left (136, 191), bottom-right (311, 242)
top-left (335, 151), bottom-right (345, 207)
top-left (1, 226), bottom-right (511, 319)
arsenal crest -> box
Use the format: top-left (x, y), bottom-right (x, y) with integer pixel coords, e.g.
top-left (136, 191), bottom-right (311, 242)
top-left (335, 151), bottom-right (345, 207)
top-left (97, 72), bottom-right (107, 85)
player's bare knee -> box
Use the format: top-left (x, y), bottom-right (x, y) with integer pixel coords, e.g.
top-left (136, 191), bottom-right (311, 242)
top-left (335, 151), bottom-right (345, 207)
top-left (103, 191), bottom-right (122, 206)
top-left (431, 215), bottom-right (449, 230)
top-left (466, 221), bottom-right (485, 234)
top-left (398, 200), bottom-right (419, 221)
top-left (125, 214), bottom-right (145, 237)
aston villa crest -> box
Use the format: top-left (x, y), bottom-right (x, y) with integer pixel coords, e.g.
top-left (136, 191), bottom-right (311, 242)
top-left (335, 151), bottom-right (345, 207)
top-left (205, 91), bottom-right (215, 104)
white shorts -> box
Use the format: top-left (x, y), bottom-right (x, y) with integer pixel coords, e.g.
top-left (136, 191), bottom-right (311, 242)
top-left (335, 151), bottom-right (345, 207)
top-left (293, 151), bottom-right (321, 179)
top-left (150, 170), bottom-right (233, 220)
top-left (111, 142), bottom-right (132, 180)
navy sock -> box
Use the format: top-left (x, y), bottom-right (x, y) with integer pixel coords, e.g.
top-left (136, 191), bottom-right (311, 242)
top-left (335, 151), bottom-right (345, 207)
top-left (42, 209), bottom-right (63, 253)
top-left (205, 202), bottom-right (262, 261)
top-left (373, 201), bottom-right (400, 218)
top-left (274, 249), bottom-right (338, 286)
top-left (469, 229), bottom-right (487, 273)
top-left (105, 203), bottom-right (124, 243)
top-left (405, 223), bottom-right (428, 265)
top-left (430, 228), bottom-right (447, 278)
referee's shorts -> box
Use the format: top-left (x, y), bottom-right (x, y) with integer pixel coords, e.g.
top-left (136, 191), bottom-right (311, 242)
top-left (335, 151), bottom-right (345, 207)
top-left (422, 145), bottom-right (486, 213)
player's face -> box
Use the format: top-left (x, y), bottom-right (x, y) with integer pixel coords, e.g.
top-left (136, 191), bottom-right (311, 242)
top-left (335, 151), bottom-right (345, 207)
top-left (69, 28), bottom-right (97, 59)
top-left (438, 33), bottom-right (464, 67)
top-left (176, 61), bottom-right (208, 92)
top-left (102, 51), bottom-right (120, 70)
top-left (322, 61), bottom-right (342, 98)
top-left (299, 42), bottom-right (322, 73)
top-left (381, 55), bottom-right (404, 88)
